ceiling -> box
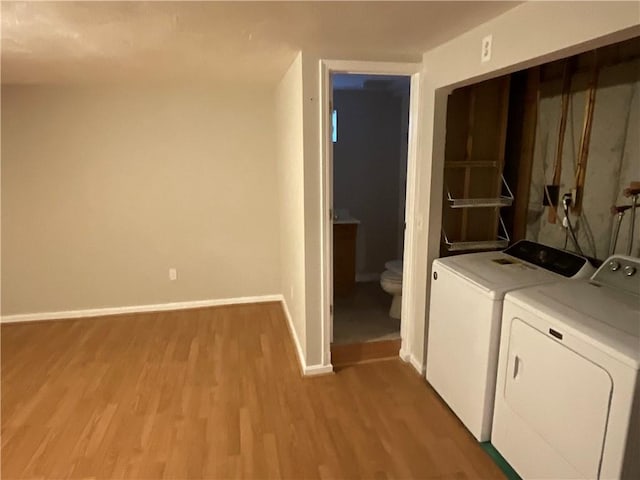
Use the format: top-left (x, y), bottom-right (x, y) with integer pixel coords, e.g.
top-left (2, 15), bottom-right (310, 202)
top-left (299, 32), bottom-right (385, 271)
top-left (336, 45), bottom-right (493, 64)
top-left (1, 1), bottom-right (519, 85)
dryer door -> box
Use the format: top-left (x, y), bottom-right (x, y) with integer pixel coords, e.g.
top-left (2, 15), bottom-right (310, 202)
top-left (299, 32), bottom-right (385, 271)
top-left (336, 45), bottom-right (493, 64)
top-left (504, 318), bottom-right (612, 479)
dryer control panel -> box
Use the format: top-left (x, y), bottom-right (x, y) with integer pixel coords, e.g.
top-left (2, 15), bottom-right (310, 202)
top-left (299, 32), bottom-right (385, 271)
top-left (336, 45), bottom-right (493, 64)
top-left (591, 255), bottom-right (640, 296)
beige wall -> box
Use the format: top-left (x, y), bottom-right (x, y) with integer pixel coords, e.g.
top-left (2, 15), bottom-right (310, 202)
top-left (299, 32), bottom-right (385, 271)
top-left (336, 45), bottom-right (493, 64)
top-left (275, 53), bottom-right (307, 357)
top-left (412, 1), bottom-right (640, 367)
top-left (1, 84), bottom-right (280, 316)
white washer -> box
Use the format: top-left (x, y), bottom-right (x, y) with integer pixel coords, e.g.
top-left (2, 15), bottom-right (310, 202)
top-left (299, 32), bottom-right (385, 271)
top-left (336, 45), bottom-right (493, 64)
top-left (426, 241), bottom-right (593, 442)
top-left (492, 255), bottom-right (640, 480)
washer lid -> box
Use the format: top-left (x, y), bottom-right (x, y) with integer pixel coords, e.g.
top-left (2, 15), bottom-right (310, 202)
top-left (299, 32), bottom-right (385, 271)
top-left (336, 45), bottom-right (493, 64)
top-left (506, 281), bottom-right (640, 369)
top-left (433, 251), bottom-right (568, 300)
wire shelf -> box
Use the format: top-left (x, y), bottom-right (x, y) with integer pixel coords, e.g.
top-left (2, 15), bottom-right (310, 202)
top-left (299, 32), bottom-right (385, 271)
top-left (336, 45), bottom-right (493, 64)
top-left (442, 216), bottom-right (510, 252)
top-left (447, 175), bottom-right (514, 209)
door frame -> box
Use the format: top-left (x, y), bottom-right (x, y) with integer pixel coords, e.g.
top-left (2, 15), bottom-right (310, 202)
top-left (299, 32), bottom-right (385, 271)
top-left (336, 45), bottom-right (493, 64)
top-left (319, 59), bottom-right (423, 367)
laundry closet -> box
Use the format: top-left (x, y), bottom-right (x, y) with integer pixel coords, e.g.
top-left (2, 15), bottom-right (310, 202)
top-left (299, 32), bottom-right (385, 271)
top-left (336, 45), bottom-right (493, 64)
top-left (440, 36), bottom-right (640, 261)
top-left (427, 34), bottom-right (640, 480)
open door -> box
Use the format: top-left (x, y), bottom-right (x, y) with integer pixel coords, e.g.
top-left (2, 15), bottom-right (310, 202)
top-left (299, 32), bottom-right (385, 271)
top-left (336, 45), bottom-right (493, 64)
top-left (320, 61), bottom-right (421, 371)
top-left (328, 74), bottom-right (335, 345)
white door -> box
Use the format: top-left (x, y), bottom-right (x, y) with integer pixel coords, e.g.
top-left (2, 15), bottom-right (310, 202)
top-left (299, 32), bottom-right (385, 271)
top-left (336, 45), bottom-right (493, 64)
top-left (329, 75), bottom-right (334, 343)
top-left (505, 319), bottom-right (612, 478)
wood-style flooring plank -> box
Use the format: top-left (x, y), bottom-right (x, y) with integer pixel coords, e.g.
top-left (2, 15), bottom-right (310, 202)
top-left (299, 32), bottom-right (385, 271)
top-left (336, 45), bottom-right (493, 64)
top-left (331, 339), bottom-right (401, 367)
top-left (2, 302), bottom-right (504, 479)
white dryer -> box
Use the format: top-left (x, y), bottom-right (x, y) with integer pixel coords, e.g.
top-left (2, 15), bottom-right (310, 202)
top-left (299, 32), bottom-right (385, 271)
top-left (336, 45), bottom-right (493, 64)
top-left (426, 241), bottom-right (594, 442)
top-left (492, 255), bottom-right (640, 479)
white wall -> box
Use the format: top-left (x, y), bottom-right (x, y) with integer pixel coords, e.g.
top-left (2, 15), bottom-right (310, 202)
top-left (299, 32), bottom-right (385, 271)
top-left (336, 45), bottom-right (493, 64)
top-left (1, 84), bottom-right (281, 315)
top-left (301, 53), bottom-right (326, 366)
top-left (412, 1), bottom-right (640, 368)
top-left (275, 53), bottom-right (307, 358)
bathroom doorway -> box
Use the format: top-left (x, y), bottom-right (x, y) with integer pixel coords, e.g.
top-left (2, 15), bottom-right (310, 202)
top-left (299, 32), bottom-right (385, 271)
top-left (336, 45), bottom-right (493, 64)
top-left (329, 72), bottom-right (412, 365)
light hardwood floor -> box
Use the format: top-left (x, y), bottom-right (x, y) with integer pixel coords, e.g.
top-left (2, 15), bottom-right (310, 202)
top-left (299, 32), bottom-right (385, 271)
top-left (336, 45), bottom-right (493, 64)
top-left (2, 302), bottom-right (504, 479)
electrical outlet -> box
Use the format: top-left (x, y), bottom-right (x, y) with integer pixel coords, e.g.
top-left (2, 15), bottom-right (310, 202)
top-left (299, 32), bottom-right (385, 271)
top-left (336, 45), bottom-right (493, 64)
top-left (169, 268), bottom-right (177, 281)
top-left (290, 286), bottom-right (294, 299)
top-left (481, 35), bottom-right (493, 63)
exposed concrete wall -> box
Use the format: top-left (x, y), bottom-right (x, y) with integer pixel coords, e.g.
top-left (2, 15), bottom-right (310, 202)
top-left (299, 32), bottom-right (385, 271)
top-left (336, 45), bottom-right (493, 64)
top-left (527, 59), bottom-right (640, 259)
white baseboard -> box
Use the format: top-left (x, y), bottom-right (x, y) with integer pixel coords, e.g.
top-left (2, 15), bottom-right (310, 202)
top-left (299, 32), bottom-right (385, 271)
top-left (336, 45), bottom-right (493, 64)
top-left (399, 347), bottom-right (411, 363)
top-left (356, 272), bottom-right (381, 282)
top-left (409, 354), bottom-right (426, 376)
top-left (400, 348), bottom-right (425, 376)
top-left (304, 364), bottom-right (334, 375)
top-left (0, 294), bottom-right (282, 324)
top-left (279, 298), bottom-right (333, 377)
top-left (279, 297), bottom-right (307, 375)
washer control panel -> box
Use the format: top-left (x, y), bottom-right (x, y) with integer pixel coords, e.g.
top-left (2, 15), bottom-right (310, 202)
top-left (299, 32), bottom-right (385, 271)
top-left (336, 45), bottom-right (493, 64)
top-left (503, 240), bottom-right (593, 278)
top-left (592, 255), bottom-right (640, 296)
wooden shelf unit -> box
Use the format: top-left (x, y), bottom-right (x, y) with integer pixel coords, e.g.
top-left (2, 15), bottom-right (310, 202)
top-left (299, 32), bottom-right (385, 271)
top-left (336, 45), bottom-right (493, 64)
top-left (441, 76), bottom-right (512, 255)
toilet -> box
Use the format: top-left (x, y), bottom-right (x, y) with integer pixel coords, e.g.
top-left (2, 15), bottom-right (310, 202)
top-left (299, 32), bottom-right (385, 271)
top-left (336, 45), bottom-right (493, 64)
top-left (380, 260), bottom-right (403, 319)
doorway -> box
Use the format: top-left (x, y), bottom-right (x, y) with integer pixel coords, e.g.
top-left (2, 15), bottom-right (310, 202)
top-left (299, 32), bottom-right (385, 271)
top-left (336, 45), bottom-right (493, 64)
top-left (320, 61), bottom-right (421, 369)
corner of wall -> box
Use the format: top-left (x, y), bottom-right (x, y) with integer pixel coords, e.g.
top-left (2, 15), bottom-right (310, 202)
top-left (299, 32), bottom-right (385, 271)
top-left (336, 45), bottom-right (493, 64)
top-left (275, 51), bottom-right (311, 368)
top-left (280, 297), bottom-right (332, 376)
